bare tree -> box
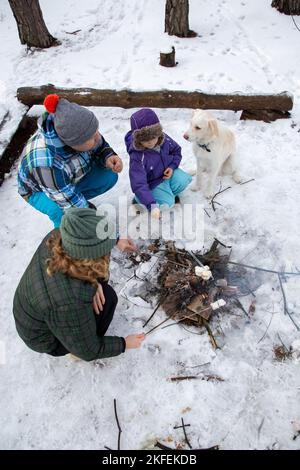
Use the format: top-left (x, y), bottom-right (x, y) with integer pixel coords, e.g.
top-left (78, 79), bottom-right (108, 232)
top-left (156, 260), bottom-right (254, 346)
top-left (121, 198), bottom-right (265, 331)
top-left (271, 0), bottom-right (300, 15)
top-left (165, 0), bottom-right (197, 38)
top-left (8, 0), bottom-right (59, 48)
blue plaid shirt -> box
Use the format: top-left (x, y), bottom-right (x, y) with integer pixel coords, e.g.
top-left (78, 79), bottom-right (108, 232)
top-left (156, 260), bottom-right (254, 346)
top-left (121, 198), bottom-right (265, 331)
top-left (18, 112), bottom-right (116, 208)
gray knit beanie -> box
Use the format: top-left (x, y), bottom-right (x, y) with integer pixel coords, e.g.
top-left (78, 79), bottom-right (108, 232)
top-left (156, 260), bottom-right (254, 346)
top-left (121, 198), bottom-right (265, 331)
top-left (60, 208), bottom-right (117, 260)
top-left (44, 94), bottom-right (99, 147)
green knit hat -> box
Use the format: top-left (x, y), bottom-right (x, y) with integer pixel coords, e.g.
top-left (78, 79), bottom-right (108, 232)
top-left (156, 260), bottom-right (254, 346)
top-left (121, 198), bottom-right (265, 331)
top-left (60, 207), bottom-right (117, 260)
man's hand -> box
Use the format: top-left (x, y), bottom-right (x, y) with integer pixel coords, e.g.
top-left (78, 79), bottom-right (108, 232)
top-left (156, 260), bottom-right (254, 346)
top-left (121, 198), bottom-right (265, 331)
top-left (125, 333), bottom-right (145, 349)
top-left (116, 238), bottom-right (137, 253)
top-left (163, 167), bottom-right (173, 180)
top-left (93, 283), bottom-right (105, 314)
top-left (106, 155), bottom-right (123, 173)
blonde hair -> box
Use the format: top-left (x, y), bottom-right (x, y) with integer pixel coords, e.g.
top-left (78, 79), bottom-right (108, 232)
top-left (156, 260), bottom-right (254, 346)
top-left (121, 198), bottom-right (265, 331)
top-left (46, 231), bottom-right (110, 286)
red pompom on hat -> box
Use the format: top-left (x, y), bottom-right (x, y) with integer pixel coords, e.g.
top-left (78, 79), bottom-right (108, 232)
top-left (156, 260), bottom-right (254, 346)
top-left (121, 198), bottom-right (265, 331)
top-left (43, 94), bottom-right (60, 113)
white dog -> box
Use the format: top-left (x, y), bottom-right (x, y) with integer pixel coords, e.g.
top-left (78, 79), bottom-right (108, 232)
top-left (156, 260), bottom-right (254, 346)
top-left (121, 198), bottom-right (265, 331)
top-left (183, 109), bottom-right (241, 197)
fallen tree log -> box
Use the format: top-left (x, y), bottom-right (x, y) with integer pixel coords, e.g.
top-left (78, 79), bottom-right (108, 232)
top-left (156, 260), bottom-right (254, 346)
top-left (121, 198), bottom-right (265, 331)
top-left (17, 85), bottom-right (293, 120)
top-left (0, 115), bottom-right (37, 186)
top-left (240, 109), bottom-right (292, 122)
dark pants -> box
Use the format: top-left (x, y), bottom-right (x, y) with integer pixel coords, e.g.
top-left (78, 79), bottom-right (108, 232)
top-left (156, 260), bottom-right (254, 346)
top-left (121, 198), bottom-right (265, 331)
top-left (50, 283), bottom-right (118, 357)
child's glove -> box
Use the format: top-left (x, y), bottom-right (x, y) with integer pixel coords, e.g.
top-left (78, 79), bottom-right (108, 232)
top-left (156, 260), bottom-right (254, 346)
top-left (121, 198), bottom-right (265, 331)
top-left (151, 207), bottom-right (161, 219)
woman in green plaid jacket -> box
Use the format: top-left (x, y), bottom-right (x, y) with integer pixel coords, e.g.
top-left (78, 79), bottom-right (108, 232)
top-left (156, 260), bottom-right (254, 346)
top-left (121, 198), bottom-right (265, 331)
top-left (13, 208), bottom-right (145, 361)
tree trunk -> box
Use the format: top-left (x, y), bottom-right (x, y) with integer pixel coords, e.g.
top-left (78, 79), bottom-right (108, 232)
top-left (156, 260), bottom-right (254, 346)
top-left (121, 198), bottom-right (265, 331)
top-left (271, 0), bottom-right (300, 14)
top-left (8, 0), bottom-right (58, 48)
top-left (165, 0), bottom-right (196, 37)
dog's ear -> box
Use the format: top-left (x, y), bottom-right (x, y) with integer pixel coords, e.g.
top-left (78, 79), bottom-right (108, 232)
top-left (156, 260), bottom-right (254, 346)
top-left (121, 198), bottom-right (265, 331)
top-left (208, 119), bottom-right (219, 137)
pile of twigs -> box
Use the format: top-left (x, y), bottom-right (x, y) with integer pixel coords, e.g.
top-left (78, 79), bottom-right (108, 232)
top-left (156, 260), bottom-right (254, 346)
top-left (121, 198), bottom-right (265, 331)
top-left (136, 238), bottom-right (257, 347)
top-left (124, 236), bottom-right (300, 343)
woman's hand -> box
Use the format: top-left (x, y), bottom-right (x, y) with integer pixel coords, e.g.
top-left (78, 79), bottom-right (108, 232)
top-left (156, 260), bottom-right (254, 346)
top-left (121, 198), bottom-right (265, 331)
top-left (106, 155), bottom-right (123, 173)
top-left (116, 238), bottom-right (137, 253)
top-left (163, 167), bottom-right (173, 180)
top-left (125, 333), bottom-right (145, 349)
top-left (93, 283), bottom-right (106, 314)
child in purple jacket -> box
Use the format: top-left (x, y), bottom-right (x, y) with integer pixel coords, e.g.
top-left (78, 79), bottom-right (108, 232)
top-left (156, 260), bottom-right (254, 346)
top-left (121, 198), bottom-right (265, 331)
top-left (124, 108), bottom-right (192, 218)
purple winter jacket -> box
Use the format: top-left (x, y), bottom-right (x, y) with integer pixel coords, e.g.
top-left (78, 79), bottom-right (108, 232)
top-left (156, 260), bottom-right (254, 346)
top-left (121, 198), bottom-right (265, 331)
top-left (125, 131), bottom-right (182, 209)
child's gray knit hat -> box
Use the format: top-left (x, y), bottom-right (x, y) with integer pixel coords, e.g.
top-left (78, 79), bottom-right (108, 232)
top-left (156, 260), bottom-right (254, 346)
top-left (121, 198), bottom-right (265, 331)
top-left (44, 94), bottom-right (99, 147)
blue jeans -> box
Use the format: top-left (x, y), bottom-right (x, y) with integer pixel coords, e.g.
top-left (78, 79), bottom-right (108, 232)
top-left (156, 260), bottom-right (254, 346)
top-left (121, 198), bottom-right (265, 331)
top-left (137, 168), bottom-right (192, 209)
top-left (28, 164), bottom-right (118, 228)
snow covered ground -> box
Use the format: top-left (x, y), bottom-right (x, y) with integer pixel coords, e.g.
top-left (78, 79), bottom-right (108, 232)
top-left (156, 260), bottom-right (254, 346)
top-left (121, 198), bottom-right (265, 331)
top-left (0, 0), bottom-right (300, 450)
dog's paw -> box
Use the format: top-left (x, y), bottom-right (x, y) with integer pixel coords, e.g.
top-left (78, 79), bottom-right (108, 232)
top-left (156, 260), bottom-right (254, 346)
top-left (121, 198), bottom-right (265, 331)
top-left (233, 172), bottom-right (242, 184)
top-left (191, 183), bottom-right (200, 192)
top-left (187, 168), bottom-right (197, 176)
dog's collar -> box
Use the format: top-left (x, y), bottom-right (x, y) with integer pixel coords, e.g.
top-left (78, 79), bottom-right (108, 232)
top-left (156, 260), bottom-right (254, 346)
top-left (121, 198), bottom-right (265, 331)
top-left (197, 143), bottom-right (211, 152)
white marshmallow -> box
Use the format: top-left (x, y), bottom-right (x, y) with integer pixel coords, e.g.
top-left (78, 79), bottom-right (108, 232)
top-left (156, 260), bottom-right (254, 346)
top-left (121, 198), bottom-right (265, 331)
top-left (195, 265), bottom-right (212, 280)
top-left (210, 299), bottom-right (226, 310)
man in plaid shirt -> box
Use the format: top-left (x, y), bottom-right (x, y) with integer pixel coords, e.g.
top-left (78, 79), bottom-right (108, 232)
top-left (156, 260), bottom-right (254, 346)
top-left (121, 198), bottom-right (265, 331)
top-left (18, 94), bottom-right (123, 227)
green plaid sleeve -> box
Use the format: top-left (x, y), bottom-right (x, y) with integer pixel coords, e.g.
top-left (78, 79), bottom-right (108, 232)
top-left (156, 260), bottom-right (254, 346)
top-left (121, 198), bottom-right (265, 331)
top-left (46, 303), bottom-right (125, 361)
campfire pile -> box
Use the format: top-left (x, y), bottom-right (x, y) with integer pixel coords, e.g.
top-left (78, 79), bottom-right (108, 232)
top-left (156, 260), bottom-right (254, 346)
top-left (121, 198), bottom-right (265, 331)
top-left (155, 240), bottom-right (238, 324)
top-left (124, 237), bottom-right (263, 347)
top-left (126, 238), bottom-right (260, 345)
